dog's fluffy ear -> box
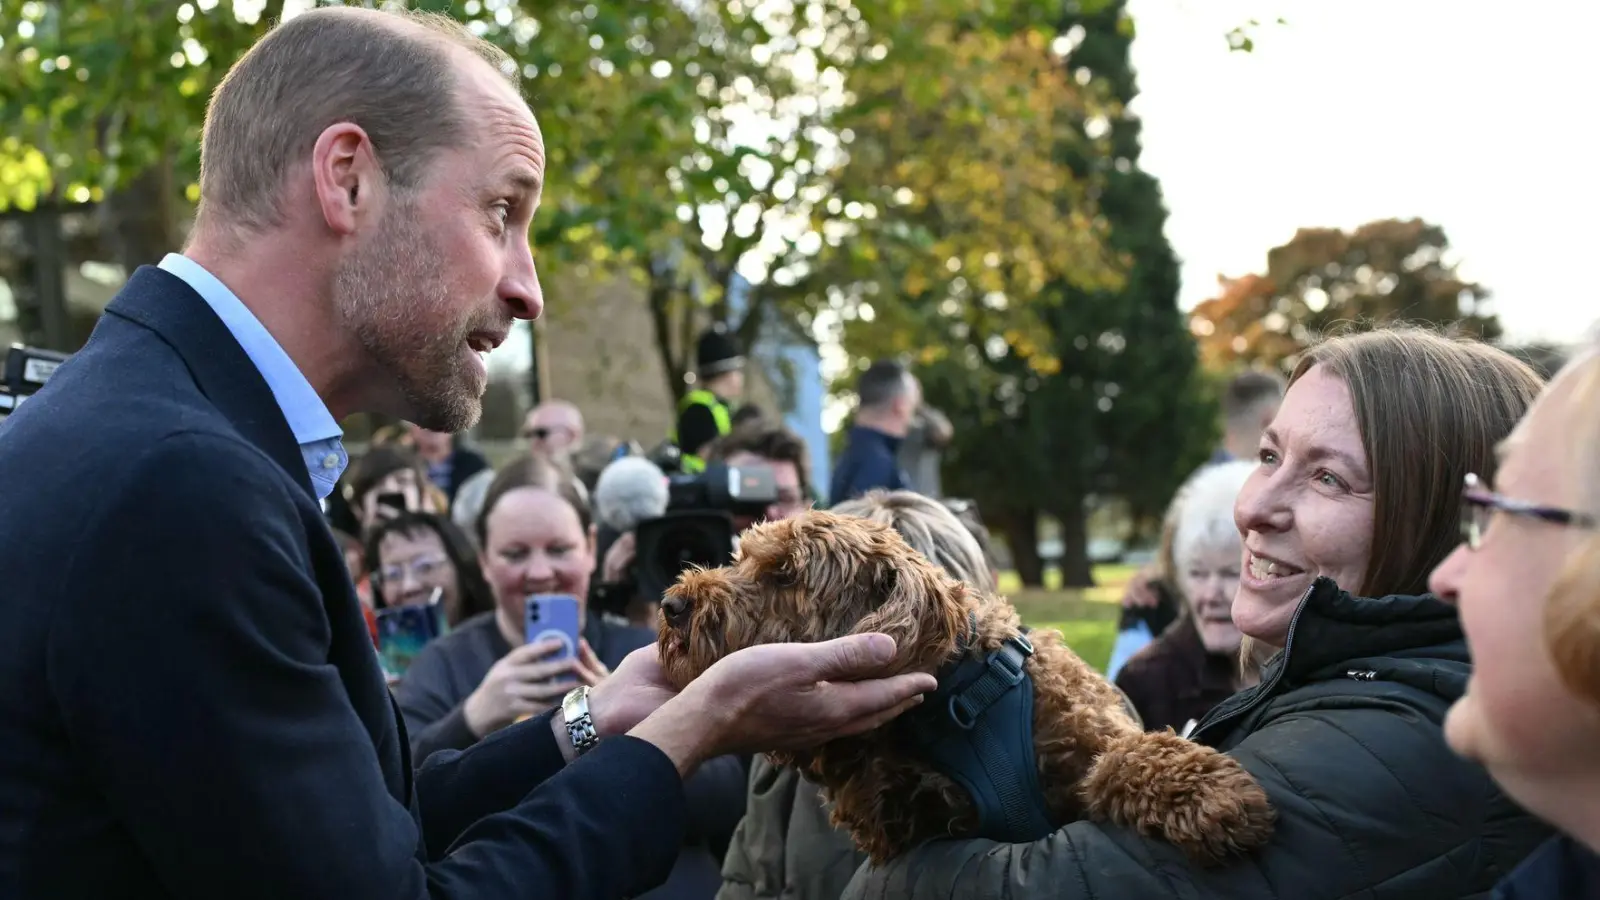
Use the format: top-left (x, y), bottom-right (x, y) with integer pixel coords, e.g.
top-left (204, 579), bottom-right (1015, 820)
top-left (736, 518), bottom-right (804, 586)
top-left (851, 555), bottom-right (971, 673)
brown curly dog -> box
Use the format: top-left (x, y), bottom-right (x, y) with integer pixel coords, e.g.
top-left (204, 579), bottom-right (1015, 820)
top-left (657, 510), bottom-right (1275, 866)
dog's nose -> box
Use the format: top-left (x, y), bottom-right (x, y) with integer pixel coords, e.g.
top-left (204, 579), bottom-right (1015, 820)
top-left (661, 593), bottom-right (692, 627)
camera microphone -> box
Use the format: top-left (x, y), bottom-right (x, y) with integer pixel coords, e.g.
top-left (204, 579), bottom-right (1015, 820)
top-left (593, 456), bottom-right (669, 533)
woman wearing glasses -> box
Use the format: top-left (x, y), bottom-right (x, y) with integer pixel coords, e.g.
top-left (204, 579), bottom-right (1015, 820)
top-left (1431, 337), bottom-right (1600, 898)
top-left (847, 329), bottom-right (1553, 900)
top-left (365, 511), bottom-right (495, 627)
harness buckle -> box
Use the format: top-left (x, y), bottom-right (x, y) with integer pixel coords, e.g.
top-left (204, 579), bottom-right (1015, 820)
top-left (947, 636), bottom-right (1034, 730)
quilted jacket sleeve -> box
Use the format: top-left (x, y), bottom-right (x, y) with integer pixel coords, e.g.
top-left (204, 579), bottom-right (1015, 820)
top-left (843, 696), bottom-right (1547, 900)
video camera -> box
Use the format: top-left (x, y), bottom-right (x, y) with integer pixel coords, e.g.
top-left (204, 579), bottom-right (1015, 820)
top-left (631, 457), bottom-right (780, 606)
top-left (0, 345), bottom-right (69, 421)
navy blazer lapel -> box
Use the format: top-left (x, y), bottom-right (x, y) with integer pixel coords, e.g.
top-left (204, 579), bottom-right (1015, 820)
top-left (102, 266), bottom-right (316, 499)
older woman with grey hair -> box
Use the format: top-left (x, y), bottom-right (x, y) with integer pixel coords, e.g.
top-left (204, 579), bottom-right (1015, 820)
top-left (717, 490), bottom-right (994, 900)
top-left (1115, 460), bottom-right (1256, 734)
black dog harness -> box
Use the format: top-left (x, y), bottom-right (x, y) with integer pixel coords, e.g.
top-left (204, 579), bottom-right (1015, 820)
top-left (897, 611), bottom-right (1056, 842)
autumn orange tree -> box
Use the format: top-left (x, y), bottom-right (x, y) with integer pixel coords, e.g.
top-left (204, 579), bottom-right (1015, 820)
top-left (1189, 218), bottom-right (1500, 372)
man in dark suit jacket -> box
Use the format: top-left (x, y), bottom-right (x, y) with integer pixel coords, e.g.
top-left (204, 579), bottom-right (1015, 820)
top-left (0, 8), bottom-right (933, 900)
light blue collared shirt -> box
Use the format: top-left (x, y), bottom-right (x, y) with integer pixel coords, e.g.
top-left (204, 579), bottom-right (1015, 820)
top-left (159, 253), bottom-right (348, 500)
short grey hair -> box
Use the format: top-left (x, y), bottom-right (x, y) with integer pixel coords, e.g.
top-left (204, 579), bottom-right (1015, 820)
top-left (1171, 460), bottom-right (1255, 573)
top-left (198, 6), bottom-right (516, 233)
top-left (857, 360), bottom-right (912, 410)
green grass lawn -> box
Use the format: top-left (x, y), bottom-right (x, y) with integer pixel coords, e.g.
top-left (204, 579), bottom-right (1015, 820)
top-left (997, 563), bottom-right (1134, 674)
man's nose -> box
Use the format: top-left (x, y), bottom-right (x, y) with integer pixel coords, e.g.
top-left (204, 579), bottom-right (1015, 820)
top-left (500, 248), bottom-right (542, 321)
top-left (661, 593), bottom-right (692, 627)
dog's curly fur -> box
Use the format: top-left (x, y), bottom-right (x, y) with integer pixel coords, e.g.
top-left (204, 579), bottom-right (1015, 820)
top-left (658, 510), bottom-right (1276, 865)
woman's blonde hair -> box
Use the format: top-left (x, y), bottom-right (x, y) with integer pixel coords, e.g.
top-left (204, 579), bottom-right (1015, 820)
top-left (1545, 344), bottom-right (1600, 704)
top-left (832, 490), bottom-right (994, 590)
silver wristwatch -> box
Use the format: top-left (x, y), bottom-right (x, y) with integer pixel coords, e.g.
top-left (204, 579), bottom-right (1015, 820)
top-left (561, 685), bottom-right (601, 757)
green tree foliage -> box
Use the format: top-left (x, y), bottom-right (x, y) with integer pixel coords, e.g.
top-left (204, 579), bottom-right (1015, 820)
top-left (920, 0), bottom-right (1214, 586)
top-left (1188, 217), bottom-right (1501, 372)
top-left (0, 0), bottom-right (1117, 406)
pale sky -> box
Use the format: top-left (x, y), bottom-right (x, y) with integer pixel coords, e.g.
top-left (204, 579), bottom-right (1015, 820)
top-left (1126, 0), bottom-right (1600, 344)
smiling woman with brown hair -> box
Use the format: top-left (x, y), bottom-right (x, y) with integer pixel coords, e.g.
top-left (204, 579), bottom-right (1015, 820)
top-left (847, 328), bottom-right (1554, 900)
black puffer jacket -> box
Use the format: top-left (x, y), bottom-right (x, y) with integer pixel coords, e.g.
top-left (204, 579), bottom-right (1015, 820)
top-left (845, 578), bottom-right (1552, 900)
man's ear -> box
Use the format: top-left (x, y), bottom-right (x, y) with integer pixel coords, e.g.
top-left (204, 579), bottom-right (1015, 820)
top-left (310, 122), bottom-right (384, 237)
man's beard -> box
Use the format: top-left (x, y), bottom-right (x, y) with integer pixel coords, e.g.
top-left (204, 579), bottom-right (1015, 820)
top-left (333, 205), bottom-right (489, 433)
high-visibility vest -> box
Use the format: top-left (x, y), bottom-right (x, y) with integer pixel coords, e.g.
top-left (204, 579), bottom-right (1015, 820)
top-left (670, 389), bottom-right (732, 473)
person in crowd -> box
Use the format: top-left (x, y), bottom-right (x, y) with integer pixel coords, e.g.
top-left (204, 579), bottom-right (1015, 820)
top-left (731, 403), bottom-right (766, 428)
top-left (1429, 334), bottom-right (1600, 898)
top-left (831, 360), bottom-right (920, 506)
top-left (328, 423), bottom-right (421, 533)
top-left (899, 405), bottom-right (953, 498)
top-left (0, 9), bottom-right (935, 899)
top-left (451, 463), bottom-right (499, 543)
top-left (1115, 460), bottom-right (1256, 734)
top-left (344, 444), bottom-right (451, 535)
top-left (366, 511), bottom-right (495, 627)
top-left (522, 398), bottom-right (586, 463)
top-left (1213, 369), bottom-right (1287, 464)
top-left (710, 422), bottom-right (814, 532)
top-left (1108, 368), bottom-right (1287, 679)
top-left (570, 433), bottom-right (624, 495)
top-left (674, 325), bottom-right (747, 473)
top-left (720, 490), bottom-right (996, 900)
top-left (594, 421), bottom-right (815, 630)
top-left (845, 328), bottom-right (1554, 899)
top-left (398, 454), bottom-right (750, 900)
top-left (407, 421), bottom-right (489, 503)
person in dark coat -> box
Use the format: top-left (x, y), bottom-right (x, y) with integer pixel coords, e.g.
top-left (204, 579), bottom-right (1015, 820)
top-left (398, 455), bottom-right (748, 900)
top-left (1429, 337), bottom-right (1600, 900)
top-left (846, 329), bottom-right (1554, 899)
top-left (1116, 461), bottom-right (1258, 733)
top-left (830, 361), bottom-right (919, 506)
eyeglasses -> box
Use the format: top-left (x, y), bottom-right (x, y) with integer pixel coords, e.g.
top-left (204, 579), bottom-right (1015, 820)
top-left (374, 554), bottom-right (451, 586)
top-left (1459, 472), bottom-right (1596, 550)
top-left (521, 425), bottom-right (570, 441)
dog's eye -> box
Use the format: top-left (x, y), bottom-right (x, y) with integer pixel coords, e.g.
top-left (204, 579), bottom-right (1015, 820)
top-left (771, 566), bottom-right (798, 588)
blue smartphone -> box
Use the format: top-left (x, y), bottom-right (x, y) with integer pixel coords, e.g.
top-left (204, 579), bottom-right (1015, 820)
top-left (525, 594), bottom-right (582, 679)
top-left (375, 588), bottom-right (448, 682)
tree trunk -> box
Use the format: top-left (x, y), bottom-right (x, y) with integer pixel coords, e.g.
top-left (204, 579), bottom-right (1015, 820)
top-left (15, 205), bottom-right (71, 351)
top-left (645, 273), bottom-right (687, 404)
top-left (997, 508), bottom-right (1044, 588)
top-left (100, 154), bottom-right (181, 272)
top-left (1052, 496), bottom-right (1096, 588)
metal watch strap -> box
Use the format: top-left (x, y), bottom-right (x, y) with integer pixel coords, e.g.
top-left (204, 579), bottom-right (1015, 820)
top-left (562, 685), bottom-right (600, 757)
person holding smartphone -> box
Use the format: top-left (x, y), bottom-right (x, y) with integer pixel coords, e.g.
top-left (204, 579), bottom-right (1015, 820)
top-left (397, 454), bottom-right (750, 900)
top-left (0, 10), bottom-right (933, 900)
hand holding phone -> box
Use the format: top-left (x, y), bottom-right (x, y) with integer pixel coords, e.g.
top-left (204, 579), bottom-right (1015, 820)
top-left (374, 587), bottom-right (448, 683)
top-left (463, 599), bottom-right (609, 737)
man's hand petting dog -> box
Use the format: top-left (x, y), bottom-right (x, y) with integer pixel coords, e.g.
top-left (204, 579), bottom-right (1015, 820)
top-left (576, 635), bottom-right (936, 776)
